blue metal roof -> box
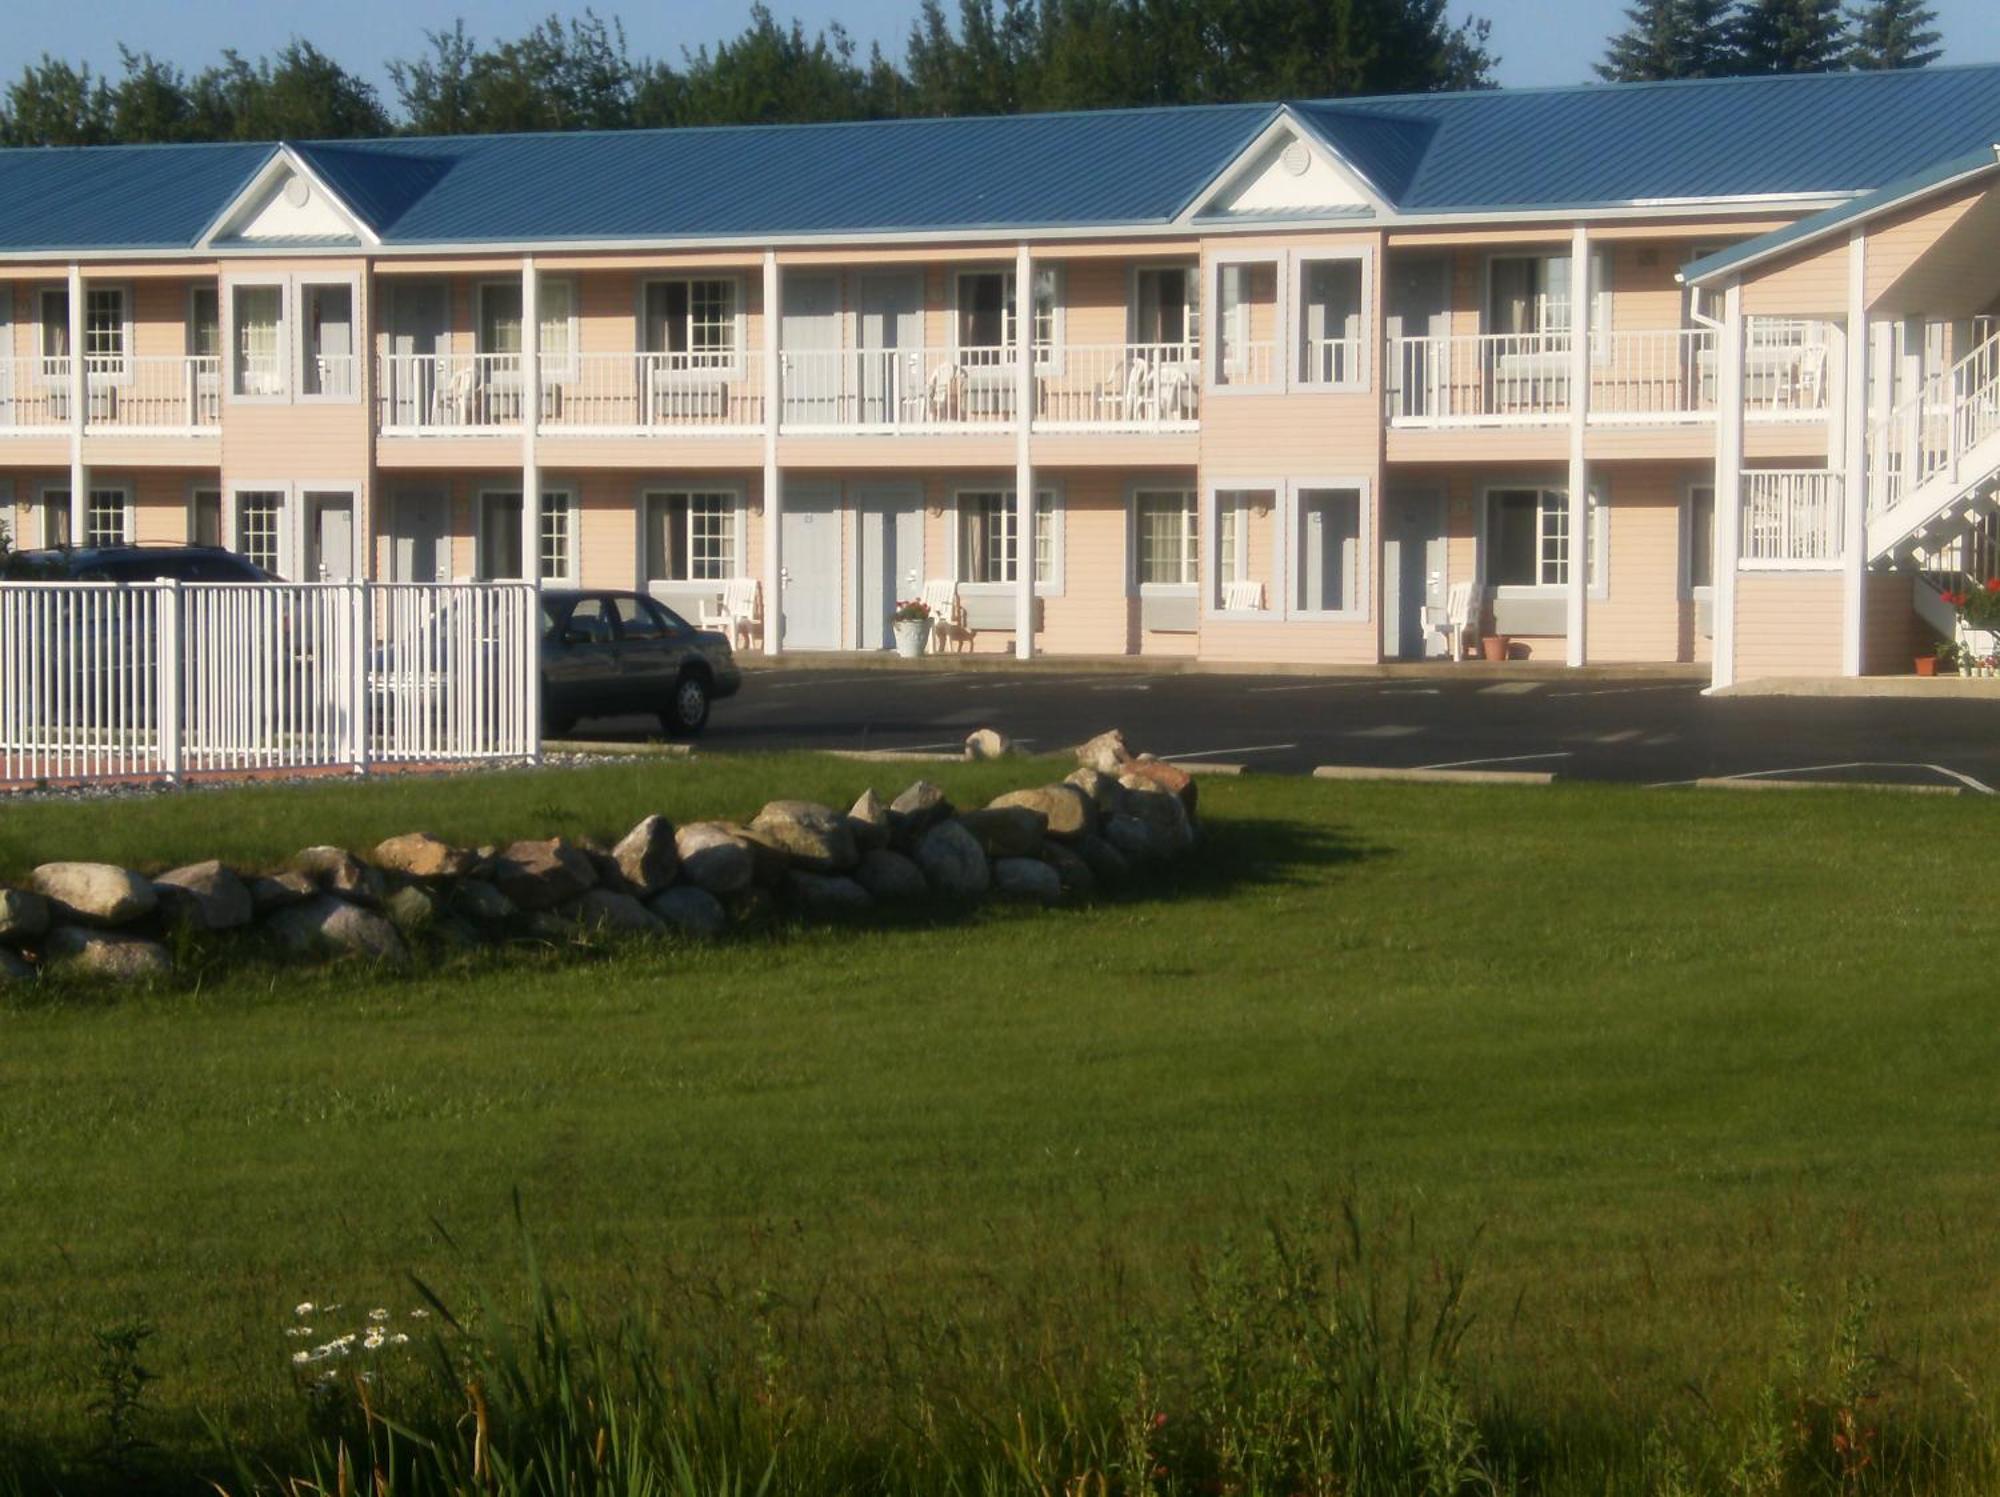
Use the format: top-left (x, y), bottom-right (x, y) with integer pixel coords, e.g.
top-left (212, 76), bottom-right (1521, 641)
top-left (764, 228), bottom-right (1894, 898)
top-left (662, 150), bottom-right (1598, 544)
top-left (1, 63), bottom-right (1999, 253)
top-left (0, 141), bottom-right (271, 251)
top-left (1682, 146), bottom-right (2000, 283)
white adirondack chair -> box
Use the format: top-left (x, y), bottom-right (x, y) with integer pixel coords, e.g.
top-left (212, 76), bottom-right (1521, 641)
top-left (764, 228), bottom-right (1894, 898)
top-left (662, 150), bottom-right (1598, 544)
top-left (920, 578), bottom-right (974, 652)
top-left (700, 577), bottom-right (762, 650)
top-left (1422, 581), bottom-right (1482, 662)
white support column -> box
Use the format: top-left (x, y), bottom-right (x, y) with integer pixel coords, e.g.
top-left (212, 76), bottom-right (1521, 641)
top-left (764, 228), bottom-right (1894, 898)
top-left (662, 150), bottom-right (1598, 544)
top-left (67, 263), bottom-right (86, 543)
top-left (1565, 225), bottom-right (1590, 668)
top-left (1841, 231), bottom-right (1868, 677)
top-left (520, 256), bottom-right (541, 585)
top-left (1713, 281), bottom-right (1746, 691)
top-left (762, 250), bottom-right (783, 657)
top-left (1014, 242), bottom-right (1035, 660)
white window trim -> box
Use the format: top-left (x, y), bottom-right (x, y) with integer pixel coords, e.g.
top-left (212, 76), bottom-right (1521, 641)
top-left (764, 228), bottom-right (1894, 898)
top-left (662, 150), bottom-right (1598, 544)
top-left (186, 481), bottom-right (224, 547)
top-left (1482, 248), bottom-right (1614, 354)
top-left (1682, 479), bottom-right (1716, 602)
top-left (293, 274), bottom-right (364, 405)
top-left (186, 283), bottom-right (221, 359)
top-left (637, 275), bottom-right (748, 381)
top-left (35, 285), bottom-right (134, 388)
top-left (298, 481), bottom-right (366, 580)
top-left (1205, 249), bottom-right (1286, 396)
top-left (1477, 481), bottom-right (1609, 602)
top-left (949, 265), bottom-right (1063, 374)
top-left (536, 275), bottom-right (580, 382)
top-left (1126, 261), bottom-right (1202, 354)
top-left (80, 483), bottom-right (134, 547)
top-left (1292, 247), bottom-right (1372, 393)
top-left (1201, 479), bottom-right (1284, 620)
top-left (1282, 475), bottom-right (1372, 623)
top-left (949, 481), bottom-right (1065, 598)
top-left (223, 275), bottom-right (290, 405)
top-left (227, 480), bottom-right (294, 578)
top-left (634, 481), bottom-right (748, 587)
top-left (33, 480), bottom-right (72, 548)
top-left (1126, 481), bottom-right (1201, 596)
top-left (474, 484), bottom-right (579, 585)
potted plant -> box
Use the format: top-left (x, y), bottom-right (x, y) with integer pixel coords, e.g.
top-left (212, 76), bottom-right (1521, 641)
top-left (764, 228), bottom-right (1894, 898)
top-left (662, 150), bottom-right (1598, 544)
top-left (1946, 581), bottom-right (2000, 676)
top-left (1480, 633), bottom-right (1511, 663)
top-left (891, 598), bottom-right (931, 659)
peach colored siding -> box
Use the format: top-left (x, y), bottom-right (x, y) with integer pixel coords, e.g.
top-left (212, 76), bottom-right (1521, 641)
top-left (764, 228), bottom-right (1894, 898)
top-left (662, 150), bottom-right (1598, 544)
top-left (1733, 572), bottom-right (1845, 679)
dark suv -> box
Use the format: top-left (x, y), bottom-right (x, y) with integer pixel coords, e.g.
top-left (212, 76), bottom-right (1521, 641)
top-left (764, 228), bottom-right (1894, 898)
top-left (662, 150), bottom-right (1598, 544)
top-left (2, 544), bottom-right (280, 583)
top-left (540, 588), bottom-right (741, 736)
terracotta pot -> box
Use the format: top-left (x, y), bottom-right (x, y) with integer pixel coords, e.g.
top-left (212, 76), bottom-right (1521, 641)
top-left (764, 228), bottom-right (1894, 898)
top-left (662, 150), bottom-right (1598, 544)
top-left (1480, 634), bottom-right (1512, 663)
top-left (1914, 655), bottom-right (1939, 677)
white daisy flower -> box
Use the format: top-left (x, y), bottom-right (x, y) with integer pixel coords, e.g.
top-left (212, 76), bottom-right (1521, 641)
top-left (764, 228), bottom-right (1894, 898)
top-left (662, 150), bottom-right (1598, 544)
top-left (291, 1350), bottom-right (311, 1365)
top-left (368, 1308), bottom-right (389, 1322)
top-left (294, 1303), bottom-right (314, 1317)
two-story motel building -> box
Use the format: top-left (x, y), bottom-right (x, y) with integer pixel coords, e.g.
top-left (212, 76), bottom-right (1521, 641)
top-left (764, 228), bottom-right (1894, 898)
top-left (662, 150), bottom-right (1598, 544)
top-left (5, 64), bottom-right (2000, 687)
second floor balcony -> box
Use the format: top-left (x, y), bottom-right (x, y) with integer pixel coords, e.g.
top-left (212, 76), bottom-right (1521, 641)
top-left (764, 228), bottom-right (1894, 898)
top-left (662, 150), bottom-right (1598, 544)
top-left (1, 355), bottom-right (222, 435)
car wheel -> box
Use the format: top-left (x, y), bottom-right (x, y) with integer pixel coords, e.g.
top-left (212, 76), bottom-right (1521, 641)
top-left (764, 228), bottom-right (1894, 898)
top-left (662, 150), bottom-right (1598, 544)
top-left (663, 671), bottom-right (711, 737)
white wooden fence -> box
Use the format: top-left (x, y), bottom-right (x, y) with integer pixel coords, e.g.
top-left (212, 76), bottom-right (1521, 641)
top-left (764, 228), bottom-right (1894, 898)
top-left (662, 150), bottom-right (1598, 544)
top-left (0, 581), bottom-right (538, 787)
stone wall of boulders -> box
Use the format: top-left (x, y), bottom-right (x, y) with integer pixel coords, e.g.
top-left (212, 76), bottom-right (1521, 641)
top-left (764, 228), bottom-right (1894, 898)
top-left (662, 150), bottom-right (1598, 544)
top-left (0, 731), bottom-right (1198, 985)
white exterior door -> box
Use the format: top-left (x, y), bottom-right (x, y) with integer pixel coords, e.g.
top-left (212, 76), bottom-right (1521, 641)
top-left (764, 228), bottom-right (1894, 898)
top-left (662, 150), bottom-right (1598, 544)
top-left (305, 492), bottom-right (355, 581)
top-left (854, 485), bottom-right (923, 650)
top-left (392, 489), bottom-right (448, 582)
top-left (781, 274), bottom-right (842, 426)
top-left (780, 486), bottom-right (842, 650)
top-left (856, 273), bottom-right (921, 426)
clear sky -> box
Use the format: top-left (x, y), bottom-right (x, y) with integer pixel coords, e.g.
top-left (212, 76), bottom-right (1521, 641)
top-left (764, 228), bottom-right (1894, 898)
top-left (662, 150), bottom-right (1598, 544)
top-left (3, 0), bottom-right (1997, 100)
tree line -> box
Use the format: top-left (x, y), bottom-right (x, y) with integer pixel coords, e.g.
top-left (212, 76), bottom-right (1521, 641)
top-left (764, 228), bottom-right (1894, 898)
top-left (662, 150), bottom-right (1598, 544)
top-left (1599, 0), bottom-right (1941, 80)
top-left (0, 0), bottom-right (1497, 147)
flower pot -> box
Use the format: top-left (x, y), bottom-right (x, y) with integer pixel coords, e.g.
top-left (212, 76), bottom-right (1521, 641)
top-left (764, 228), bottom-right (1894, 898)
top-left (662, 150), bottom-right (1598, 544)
top-left (1480, 634), bottom-right (1512, 663)
top-left (892, 618), bottom-right (929, 659)
top-left (1914, 655), bottom-right (1939, 677)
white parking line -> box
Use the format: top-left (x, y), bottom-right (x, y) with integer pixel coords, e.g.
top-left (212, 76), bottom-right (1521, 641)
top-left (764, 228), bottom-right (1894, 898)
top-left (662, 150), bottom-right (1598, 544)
top-left (1652, 760), bottom-right (1996, 794)
top-left (1477, 682), bottom-right (1543, 696)
top-left (1547, 683), bottom-right (1703, 698)
top-left (1415, 750), bottom-right (1572, 770)
top-left (1346, 724), bottom-right (1425, 738)
top-left (1160, 742), bottom-right (1299, 761)
top-left (1247, 680), bottom-right (1378, 694)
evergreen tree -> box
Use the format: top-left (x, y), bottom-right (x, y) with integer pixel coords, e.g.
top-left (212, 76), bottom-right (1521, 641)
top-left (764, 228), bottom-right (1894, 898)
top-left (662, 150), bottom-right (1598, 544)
top-left (1732, 0), bottom-right (1850, 73)
top-left (1598, 0), bottom-right (1737, 81)
top-left (1, 58), bottom-right (110, 147)
top-left (1845, 0), bottom-right (1942, 68)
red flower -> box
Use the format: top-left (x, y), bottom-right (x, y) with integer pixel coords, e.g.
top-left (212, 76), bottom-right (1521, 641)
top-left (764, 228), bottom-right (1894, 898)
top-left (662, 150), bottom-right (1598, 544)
top-left (1983, 577), bottom-right (1999, 593)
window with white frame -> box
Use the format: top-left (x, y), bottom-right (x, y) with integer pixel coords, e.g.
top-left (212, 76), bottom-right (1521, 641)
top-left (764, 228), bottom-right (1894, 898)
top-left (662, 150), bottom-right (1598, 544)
top-left (1210, 487), bottom-right (1272, 612)
top-left (478, 283), bottom-right (523, 356)
top-left (37, 289), bottom-right (69, 367)
top-left (643, 279), bottom-right (739, 365)
top-left (1487, 251), bottom-right (1612, 341)
top-left (478, 280), bottom-right (574, 374)
top-left (1132, 267), bottom-right (1199, 349)
top-left (1213, 259), bottom-right (1277, 388)
top-left (84, 288), bottom-right (129, 377)
top-left (477, 490), bottom-right (573, 582)
top-left (1134, 489), bottom-right (1198, 588)
top-left (39, 489), bottom-right (71, 548)
top-left (236, 491), bottom-right (286, 574)
top-left (187, 286), bottom-right (221, 359)
top-left (1292, 486), bottom-right (1365, 616)
top-left (643, 490), bottom-right (737, 582)
top-left (958, 490), bottom-right (1057, 585)
top-left (298, 281), bottom-right (356, 397)
top-left (85, 488), bottom-right (129, 546)
top-left (1298, 257), bottom-right (1363, 386)
top-left (1686, 484), bottom-right (1714, 592)
top-left (189, 487), bottom-right (223, 548)
top-left (231, 284), bottom-right (285, 396)
top-left (955, 269), bottom-right (1058, 358)
top-left (1486, 488), bottom-right (1601, 589)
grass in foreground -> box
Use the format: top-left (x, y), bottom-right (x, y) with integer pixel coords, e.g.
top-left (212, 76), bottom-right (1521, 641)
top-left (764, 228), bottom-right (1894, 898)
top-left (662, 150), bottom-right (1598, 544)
top-left (2, 756), bottom-right (1999, 1492)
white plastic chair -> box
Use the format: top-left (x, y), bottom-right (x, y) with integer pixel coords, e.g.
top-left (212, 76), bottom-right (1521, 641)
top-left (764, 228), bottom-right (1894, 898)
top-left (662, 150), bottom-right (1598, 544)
top-left (699, 577), bottom-right (762, 650)
top-left (924, 362), bottom-right (967, 423)
top-left (1222, 578), bottom-right (1266, 612)
top-left (1422, 581), bottom-right (1482, 662)
top-left (920, 578), bottom-right (973, 653)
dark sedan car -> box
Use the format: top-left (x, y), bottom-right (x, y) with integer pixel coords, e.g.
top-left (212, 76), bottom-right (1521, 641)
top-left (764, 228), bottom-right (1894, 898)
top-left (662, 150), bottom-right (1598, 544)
top-left (2, 543), bottom-right (280, 583)
top-left (540, 588), bottom-right (741, 736)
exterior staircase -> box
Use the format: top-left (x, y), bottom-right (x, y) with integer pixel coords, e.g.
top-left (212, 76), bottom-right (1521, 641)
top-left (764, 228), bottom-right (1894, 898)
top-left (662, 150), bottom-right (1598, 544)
top-left (1867, 328), bottom-right (2000, 565)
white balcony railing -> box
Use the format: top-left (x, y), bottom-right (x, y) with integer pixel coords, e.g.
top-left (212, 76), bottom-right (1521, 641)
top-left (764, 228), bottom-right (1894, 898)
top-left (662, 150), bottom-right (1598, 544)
top-left (1588, 329), bottom-right (1714, 421)
top-left (377, 353), bottom-right (526, 434)
top-left (1033, 343), bottom-right (1200, 430)
top-left (0, 358), bottom-right (74, 433)
top-left (1212, 339), bottom-right (1278, 390)
top-left (540, 350), bottom-right (765, 433)
top-left (1866, 327), bottom-right (2000, 518)
top-left (1299, 336), bottom-right (1364, 387)
top-left (0, 355), bottom-right (222, 434)
top-left (779, 345), bottom-right (1019, 431)
top-left (1389, 332), bottom-right (1573, 424)
top-left (1741, 469), bottom-right (1844, 568)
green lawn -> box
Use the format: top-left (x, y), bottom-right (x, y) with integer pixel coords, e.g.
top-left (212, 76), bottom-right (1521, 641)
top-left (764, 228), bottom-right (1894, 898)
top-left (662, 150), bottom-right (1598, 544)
top-left (2, 758), bottom-right (1998, 1492)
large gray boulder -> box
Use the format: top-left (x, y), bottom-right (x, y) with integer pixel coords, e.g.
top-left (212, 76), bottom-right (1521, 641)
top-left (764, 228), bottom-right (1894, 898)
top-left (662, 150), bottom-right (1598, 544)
top-left (0, 888), bottom-right (51, 944)
top-left (266, 895), bottom-right (408, 965)
top-left (0, 947), bottom-right (35, 980)
top-left (31, 863), bottom-right (157, 927)
top-left (989, 784), bottom-right (1094, 839)
top-left (247, 871), bottom-right (317, 913)
top-left (153, 860), bottom-right (254, 932)
top-left (384, 884), bottom-right (442, 936)
top-left (287, 846), bottom-right (386, 907)
top-left (568, 888), bottom-right (666, 936)
top-left (613, 815), bottom-right (679, 895)
top-left (853, 848), bottom-right (928, 901)
top-left (846, 789), bottom-right (892, 853)
top-left (915, 820), bottom-right (989, 898)
top-left (372, 832), bottom-right (477, 881)
top-left (449, 878), bottom-right (517, 926)
top-left (993, 857), bottom-right (1063, 904)
top-left (1075, 832), bottom-right (1131, 885)
top-left (1063, 767), bottom-right (1124, 816)
top-left (749, 801), bottom-right (858, 873)
top-left (1105, 814), bottom-right (1165, 864)
top-left (785, 871), bottom-right (873, 916)
top-left (888, 781), bottom-right (953, 840)
top-left (1118, 779), bottom-right (1195, 854)
top-left (43, 926), bottom-right (172, 982)
top-left (956, 806), bottom-right (1045, 859)
top-left (675, 822), bottom-right (756, 894)
top-left (963, 727), bottom-right (1014, 760)
top-left (1040, 842), bottom-right (1098, 898)
top-left (1075, 730), bottom-right (1132, 776)
top-left (648, 885), bottom-right (728, 938)
top-left (491, 838), bottom-right (597, 911)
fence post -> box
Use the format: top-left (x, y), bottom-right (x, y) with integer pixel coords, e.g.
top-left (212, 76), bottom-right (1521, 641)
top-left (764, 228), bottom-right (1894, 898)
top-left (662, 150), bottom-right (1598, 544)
top-left (158, 579), bottom-right (183, 785)
top-left (351, 581), bottom-right (371, 777)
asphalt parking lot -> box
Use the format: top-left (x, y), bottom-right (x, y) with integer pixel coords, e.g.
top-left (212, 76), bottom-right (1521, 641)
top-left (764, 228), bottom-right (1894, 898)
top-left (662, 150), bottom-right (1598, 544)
top-left (567, 665), bottom-right (2000, 791)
